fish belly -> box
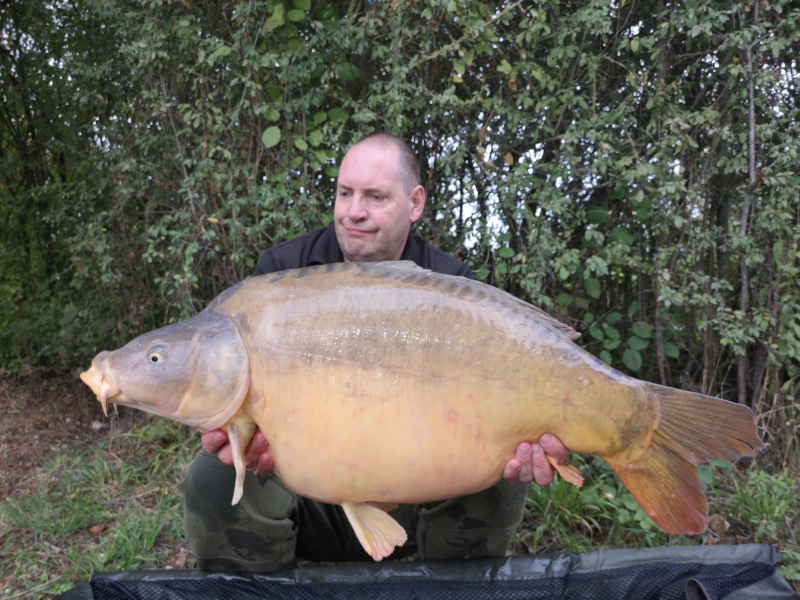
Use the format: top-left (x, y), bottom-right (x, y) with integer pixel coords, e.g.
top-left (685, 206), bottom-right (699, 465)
top-left (229, 273), bottom-right (648, 506)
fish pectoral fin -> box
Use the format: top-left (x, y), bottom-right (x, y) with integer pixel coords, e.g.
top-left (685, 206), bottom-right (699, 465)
top-left (546, 455), bottom-right (584, 487)
top-left (341, 502), bottom-right (407, 562)
top-left (224, 415), bottom-right (257, 505)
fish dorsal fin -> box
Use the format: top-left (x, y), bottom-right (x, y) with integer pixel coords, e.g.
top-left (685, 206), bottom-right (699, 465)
top-left (225, 415), bottom-right (258, 505)
top-left (372, 260), bottom-right (428, 272)
top-left (341, 501), bottom-right (407, 561)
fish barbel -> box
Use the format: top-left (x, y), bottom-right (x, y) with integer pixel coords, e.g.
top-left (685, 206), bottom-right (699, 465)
top-left (80, 262), bottom-right (763, 560)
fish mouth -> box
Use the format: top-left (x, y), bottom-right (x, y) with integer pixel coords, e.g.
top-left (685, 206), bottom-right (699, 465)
top-left (80, 360), bottom-right (122, 417)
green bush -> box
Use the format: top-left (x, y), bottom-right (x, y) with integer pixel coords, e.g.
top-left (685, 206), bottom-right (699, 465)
top-left (2, 0), bottom-right (799, 461)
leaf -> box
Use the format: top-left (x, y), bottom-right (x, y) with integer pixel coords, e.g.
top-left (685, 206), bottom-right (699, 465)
top-left (336, 63), bottom-right (360, 81)
top-left (328, 108), bottom-right (349, 122)
top-left (604, 326), bottom-right (619, 340)
top-left (627, 335), bottom-right (649, 350)
top-left (498, 247), bottom-right (514, 258)
top-left (294, 138), bottom-right (308, 151)
top-left (266, 83), bottom-right (282, 100)
top-left (584, 277), bottom-right (601, 298)
top-left (632, 321), bottom-right (652, 339)
top-left (307, 129), bottom-right (324, 146)
top-left (697, 465), bottom-right (714, 486)
top-left (314, 149), bottom-right (327, 163)
top-left (599, 350), bottom-right (613, 365)
top-left (603, 339), bottom-right (621, 350)
top-left (622, 349), bottom-right (642, 371)
top-left (610, 227), bottom-right (635, 247)
top-left (587, 206), bottom-right (609, 224)
top-left (453, 59), bottom-right (465, 75)
top-left (606, 312), bottom-right (622, 323)
top-left (497, 59), bottom-right (512, 74)
top-left (265, 4), bottom-right (285, 31)
top-left (556, 293), bottom-right (574, 307)
top-left (293, 0), bottom-right (311, 9)
top-left (589, 326), bottom-right (604, 341)
top-left (476, 268), bottom-right (490, 281)
top-left (265, 108), bottom-right (280, 122)
top-left (610, 185), bottom-right (627, 200)
top-left (261, 126), bottom-right (281, 148)
top-left (663, 342), bottom-right (680, 359)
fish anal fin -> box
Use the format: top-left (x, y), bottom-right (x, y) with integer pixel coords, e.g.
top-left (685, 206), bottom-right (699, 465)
top-left (606, 382), bottom-right (764, 535)
top-left (341, 501), bottom-right (407, 561)
top-left (225, 415), bottom-right (257, 505)
top-left (546, 455), bottom-right (584, 487)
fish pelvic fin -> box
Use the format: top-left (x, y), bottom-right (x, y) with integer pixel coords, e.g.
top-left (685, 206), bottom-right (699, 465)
top-left (225, 415), bottom-right (257, 505)
top-left (605, 383), bottom-right (765, 535)
top-left (341, 501), bottom-right (407, 562)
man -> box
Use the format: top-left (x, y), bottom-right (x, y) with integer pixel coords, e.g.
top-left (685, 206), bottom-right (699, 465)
top-left (181, 133), bottom-right (569, 571)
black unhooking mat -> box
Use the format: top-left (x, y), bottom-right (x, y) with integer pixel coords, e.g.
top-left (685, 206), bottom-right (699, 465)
top-left (58, 543), bottom-right (798, 600)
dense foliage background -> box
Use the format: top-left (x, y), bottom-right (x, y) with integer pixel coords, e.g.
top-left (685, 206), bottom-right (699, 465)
top-left (1, 0), bottom-right (798, 464)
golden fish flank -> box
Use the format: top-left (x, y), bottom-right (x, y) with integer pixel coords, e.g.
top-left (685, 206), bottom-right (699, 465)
top-left (81, 261), bottom-right (764, 561)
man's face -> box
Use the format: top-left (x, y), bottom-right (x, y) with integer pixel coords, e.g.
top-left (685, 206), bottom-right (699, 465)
top-left (334, 142), bottom-right (425, 262)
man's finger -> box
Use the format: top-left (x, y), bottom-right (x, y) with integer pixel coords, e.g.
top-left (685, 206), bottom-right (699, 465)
top-left (531, 442), bottom-right (555, 487)
top-left (502, 457), bottom-right (521, 481)
top-left (244, 431), bottom-right (269, 471)
top-left (252, 452), bottom-right (274, 478)
top-left (539, 433), bottom-right (569, 463)
top-left (201, 430), bottom-right (228, 454)
top-left (515, 442), bottom-right (534, 483)
top-left (216, 443), bottom-right (234, 466)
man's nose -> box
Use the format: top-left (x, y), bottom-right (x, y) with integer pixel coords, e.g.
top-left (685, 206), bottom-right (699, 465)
top-left (348, 195), bottom-right (369, 222)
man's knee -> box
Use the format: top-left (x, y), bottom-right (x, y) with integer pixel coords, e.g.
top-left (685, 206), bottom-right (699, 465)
top-left (180, 451), bottom-right (299, 572)
top-left (415, 481), bottom-right (529, 561)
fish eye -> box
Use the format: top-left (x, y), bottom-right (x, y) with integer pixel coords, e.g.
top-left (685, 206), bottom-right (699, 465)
top-left (147, 345), bottom-right (168, 365)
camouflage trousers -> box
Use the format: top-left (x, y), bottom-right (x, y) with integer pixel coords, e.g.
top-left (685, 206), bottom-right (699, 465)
top-left (180, 451), bottom-right (530, 572)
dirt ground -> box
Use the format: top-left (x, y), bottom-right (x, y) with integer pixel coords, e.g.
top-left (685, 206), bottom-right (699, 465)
top-left (0, 374), bottom-right (196, 593)
top-left (0, 374), bottom-right (108, 502)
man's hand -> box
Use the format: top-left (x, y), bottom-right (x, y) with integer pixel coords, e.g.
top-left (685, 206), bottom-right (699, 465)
top-left (201, 429), bottom-right (274, 477)
top-left (502, 434), bottom-right (569, 486)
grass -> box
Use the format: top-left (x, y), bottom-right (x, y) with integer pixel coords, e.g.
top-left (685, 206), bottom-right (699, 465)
top-left (513, 455), bottom-right (800, 587)
top-left (1, 417), bottom-right (798, 598)
top-left (0, 417), bottom-right (200, 598)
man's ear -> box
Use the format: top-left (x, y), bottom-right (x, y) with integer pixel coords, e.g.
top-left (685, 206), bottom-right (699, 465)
top-left (409, 184), bottom-right (426, 223)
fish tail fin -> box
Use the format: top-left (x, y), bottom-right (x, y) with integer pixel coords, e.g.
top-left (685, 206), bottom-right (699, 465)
top-left (605, 383), bottom-right (764, 535)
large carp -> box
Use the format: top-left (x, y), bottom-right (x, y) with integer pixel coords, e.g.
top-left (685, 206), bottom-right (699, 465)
top-left (81, 262), bottom-right (763, 560)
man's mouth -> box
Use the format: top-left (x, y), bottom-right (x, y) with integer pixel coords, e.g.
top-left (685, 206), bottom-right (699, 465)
top-left (345, 227), bottom-right (377, 237)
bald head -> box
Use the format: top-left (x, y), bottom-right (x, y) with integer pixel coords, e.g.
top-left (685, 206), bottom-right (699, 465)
top-left (349, 133), bottom-right (421, 194)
